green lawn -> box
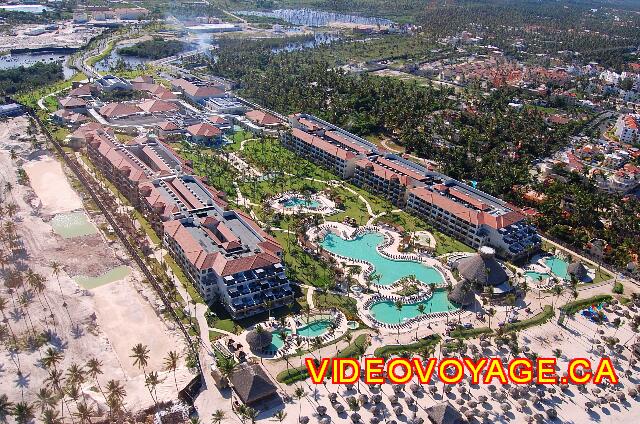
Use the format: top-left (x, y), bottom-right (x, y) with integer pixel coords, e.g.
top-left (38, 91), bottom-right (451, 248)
top-left (561, 294), bottom-right (612, 315)
top-left (164, 254), bottom-right (204, 304)
top-left (313, 291), bottom-right (359, 321)
top-left (450, 326), bottom-right (493, 339)
top-left (501, 305), bottom-right (554, 333)
top-left (373, 334), bottom-right (440, 357)
top-left (276, 333), bottom-right (370, 384)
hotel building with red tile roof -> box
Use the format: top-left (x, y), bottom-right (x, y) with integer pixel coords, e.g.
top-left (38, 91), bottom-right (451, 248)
top-left (283, 113), bottom-right (540, 259)
top-left (82, 127), bottom-right (292, 318)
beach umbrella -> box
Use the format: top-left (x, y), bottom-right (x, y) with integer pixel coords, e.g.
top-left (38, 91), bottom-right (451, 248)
top-left (480, 411), bottom-right (489, 419)
top-left (320, 418), bottom-right (331, 424)
top-left (546, 409), bottom-right (558, 419)
top-left (488, 384), bottom-right (497, 392)
top-left (463, 410), bottom-right (474, 419)
top-left (599, 397), bottom-right (608, 405)
top-left (478, 395), bottom-right (488, 402)
top-left (456, 398), bottom-right (465, 405)
top-left (616, 391), bottom-right (626, 401)
top-left (501, 402), bottom-right (511, 411)
top-left (393, 384), bottom-right (403, 393)
top-left (406, 397), bottom-right (415, 406)
top-left (369, 418), bottom-right (380, 424)
top-left (607, 395), bottom-right (616, 403)
top-left (548, 387), bottom-right (557, 394)
top-left (518, 399), bottom-right (528, 408)
top-left (316, 405), bottom-right (327, 416)
top-left (359, 394), bottom-right (369, 405)
top-left (428, 385), bottom-right (437, 395)
top-left (329, 392), bottom-right (338, 402)
top-left (410, 383), bottom-right (420, 393)
top-left (530, 395), bottom-right (540, 404)
top-left (372, 394), bottom-right (382, 404)
top-left (592, 387), bottom-right (601, 395)
top-left (393, 405), bottom-right (403, 416)
top-left (350, 412), bottom-right (361, 423)
top-left (585, 401), bottom-right (594, 409)
top-left (299, 417), bottom-right (310, 424)
top-left (628, 388), bottom-right (638, 398)
top-left (389, 395), bottom-right (398, 404)
top-left (334, 403), bottom-right (345, 414)
top-left (459, 406), bottom-right (468, 413)
top-left (468, 400), bottom-right (478, 408)
top-left (444, 385), bottom-right (452, 394)
top-left (459, 386), bottom-right (467, 394)
top-left (534, 413), bottom-right (544, 422)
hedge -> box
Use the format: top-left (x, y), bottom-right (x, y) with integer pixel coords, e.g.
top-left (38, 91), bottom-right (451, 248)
top-left (561, 295), bottom-right (612, 315)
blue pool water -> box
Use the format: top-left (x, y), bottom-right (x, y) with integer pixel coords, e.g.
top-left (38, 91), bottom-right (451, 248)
top-left (321, 233), bottom-right (444, 286)
top-left (268, 329), bottom-right (291, 351)
top-left (370, 290), bottom-right (457, 324)
top-left (297, 319), bottom-right (332, 337)
top-left (525, 271), bottom-right (551, 281)
top-left (544, 257), bottom-right (569, 279)
top-left (282, 197), bottom-right (320, 208)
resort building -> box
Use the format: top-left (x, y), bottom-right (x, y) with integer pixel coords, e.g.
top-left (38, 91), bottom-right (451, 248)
top-left (81, 126), bottom-right (292, 319)
top-left (282, 113), bottom-right (541, 260)
top-left (163, 206), bottom-right (293, 318)
top-left (614, 114), bottom-right (639, 143)
top-left (453, 247), bottom-right (513, 296)
top-left (171, 79), bottom-right (226, 104)
top-left (186, 122), bottom-right (223, 145)
top-left (283, 113), bottom-right (378, 178)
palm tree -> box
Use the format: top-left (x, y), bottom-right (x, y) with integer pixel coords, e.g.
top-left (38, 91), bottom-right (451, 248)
top-left (394, 300), bottom-right (403, 340)
top-left (163, 351), bottom-right (180, 397)
top-left (273, 410), bottom-right (287, 422)
top-left (73, 402), bottom-right (95, 424)
top-left (293, 387), bottom-right (306, 422)
top-left (41, 409), bottom-right (63, 424)
top-left (487, 307), bottom-right (496, 329)
top-left (145, 371), bottom-right (162, 407)
top-left (66, 364), bottom-right (86, 389)
top-left (0, 394), bottom-right (14, 422)
top-left (211, 409), bottom-right (225, 424)
top-left (551, 285), bottom-right (564, 309)
top-left (33, 388), bottom-right (56, 413)
top-left (105, 380), bottom-right (126, 420)
top-left (84, 358), bottom-right (105, 404)
top-left (416, 303), bottom-right (426, 339)
top-left (12, 401), bottom-right (34, 424)
top-left (131, 344), bottom-right (160, 417)
top-left (244, 407), bottom-right (258, 424)
top-left (42, 347), bottom-right (64, 372)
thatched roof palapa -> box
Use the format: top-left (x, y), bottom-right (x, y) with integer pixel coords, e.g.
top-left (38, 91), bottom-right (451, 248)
top-left (425, 401), bottom-right (466, 424)
top-left (448, 282), bottom-right (475, 306)
top-left (229, 362), bottom-right (278, 405)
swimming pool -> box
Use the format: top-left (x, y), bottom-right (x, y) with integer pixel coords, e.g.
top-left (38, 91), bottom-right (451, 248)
top-left (525, 270), bottom-right (551, 282)
top-left (370, 290), bottom-right (457, 324)
top-left (282, 197), bottom-right (321, 208)
top-left (544, 256), bottom-right (569, 279)
top-left (321, 232), bottom-right (444, 286)
top-left (268, 329), bottom-right (291, 351)
top-left (297, 319), bottom-right (332, 337)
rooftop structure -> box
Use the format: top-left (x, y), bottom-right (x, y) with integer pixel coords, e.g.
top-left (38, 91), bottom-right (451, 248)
top-left (171, 79), bottom-right (225, 104)
top-left (282, 113), bottom-right (540, 259)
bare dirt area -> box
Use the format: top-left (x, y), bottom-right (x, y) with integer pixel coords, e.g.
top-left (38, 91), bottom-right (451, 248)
top-left (0, 116), bottom-right (190, 421)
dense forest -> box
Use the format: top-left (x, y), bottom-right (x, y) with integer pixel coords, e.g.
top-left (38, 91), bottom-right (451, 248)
top-left (118, 38), bottom-right (194, 59)
top-left (0, 62), bottom-right (63, 96)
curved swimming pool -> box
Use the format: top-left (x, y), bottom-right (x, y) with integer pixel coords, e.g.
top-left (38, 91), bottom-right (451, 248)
top-left (282, 197), bottom-right (321, 208)
top-left (321, 232), bottom-right (444, 286)
top-left (369, 290), bottom-right (458, 324)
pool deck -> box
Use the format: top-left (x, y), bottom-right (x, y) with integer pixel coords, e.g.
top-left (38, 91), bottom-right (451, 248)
top-left (309, 222), bottom-right (457, 293)
top-left (268, 191), bottom-right (337, 215)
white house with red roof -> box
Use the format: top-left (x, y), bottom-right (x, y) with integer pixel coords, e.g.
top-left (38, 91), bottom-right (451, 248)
top-left (171, 78), bottom-right (226, 104)
top-left (614, 114), bottom-right (639, 143)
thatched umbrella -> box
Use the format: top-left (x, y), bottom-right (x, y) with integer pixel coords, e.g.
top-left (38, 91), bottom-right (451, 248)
top-left (444, 385), bottom-right (453, 394)
top-left (599, 397), bottom-right (608, 405)
top-left (334, 403), bottom-right (345, 414)
top-left (546, 409), bottom-right (557, 419)
top-left (393, 405), bottom-right (403, 416)
top-left (350, 412), bottom-right (361, 423)
top-left (592, 387), bottom-right (601, 395)
top-left (369, 418), bottom-right (380, 424)
top-left (389, 394), bottom-right (399, 404)
top-left (468, 400), bottom-right (478, 408)
top-left (456, 398), bottom-right (465, 406)
top-left (320, 418), bottom-right (331, 424)
top-left (463, 410), bottom-right (475, 420)
top-left (530, 395), bottom-right (540, 405)
top-left (534, 413), bottom-right (544, 422)
top-left (607, 395), bottom-right (616, 403)
top-left (480, 411), bottom-right (489, 419)
top-left (406, 397), bottom-right (415, 406)
top-left (501, 402), bottom-right (511, 411)
top-left (428, 385), bottom-right (437, 395)
top-left (480, 340), bottom-right (490, 348)
top-left (548, 387), bottom-right (557, 394)
top-left (585, 401), bottom-right (594, 409)
top-left (488, 384), bottom-right (497, 392)
top-left (478, 395), bottom-right (488, 403)
top-left (316, 405), bottom-right (327, 416)
top-left (299, 417), bottom-right (310, 424)
top-left (616, 391), bottom-right (626, 401)
top-left (518, 399), bottom-right (528, 408)
top-left (359, 394), bottom-right (369, 405)
top-left (245, 328), bottom-right (273, 352)
top-left (459, 406), bottom-right (469, 413)
top-left (410, 383), bottom-right (420, 394)
top-left (372, 394), bottom-right (382, 404)
top-left (459, 386), bottom-right (468, 395)
top-left (393, 384), bottom-right (403, 393)
top-left (628, 388), bottom-right (638, 398)
top-left (329, 393), bottom-right (338, 402)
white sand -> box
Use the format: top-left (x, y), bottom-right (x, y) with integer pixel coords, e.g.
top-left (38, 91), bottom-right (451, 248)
top-left (23, 156), bottom-right (83, 214)
top-left (92, 277), bottom-right (184, 378)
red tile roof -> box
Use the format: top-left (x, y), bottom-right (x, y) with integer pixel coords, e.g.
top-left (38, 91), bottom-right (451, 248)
top-left (245, 109), bottom-right (281, 126)
top-left (291, 128), bottom-right (356, 161)
top-left (99, 102), bottom-right (141, 118)
top-left (138, 99), bottom-right (179, 113)
top-left (187, 122), bottom-right (222, 137)
top-left (60, 97), bottom-right (87, 108)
